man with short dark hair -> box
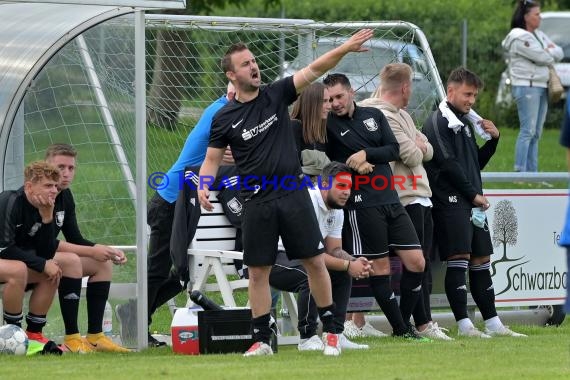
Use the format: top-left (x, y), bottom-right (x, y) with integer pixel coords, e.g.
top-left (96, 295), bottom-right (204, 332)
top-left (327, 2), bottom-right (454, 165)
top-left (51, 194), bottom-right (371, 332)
top-left (269, 162), bottom-right (372, 351)
top-left (198, 29), bottom-right (374, 356)
top-left (324, 72), bottom-right (428, 341)
top-left (422, 66), bottom-right (525, 338)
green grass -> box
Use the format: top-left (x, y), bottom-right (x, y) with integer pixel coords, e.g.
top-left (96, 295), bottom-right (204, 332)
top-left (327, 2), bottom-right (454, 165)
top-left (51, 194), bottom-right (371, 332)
top-left (481, 127), bottom-right (567, 189)
top-left (0, 323), bottom-right (568, 379)
top-left (484, 127), bottom-right (566, 173)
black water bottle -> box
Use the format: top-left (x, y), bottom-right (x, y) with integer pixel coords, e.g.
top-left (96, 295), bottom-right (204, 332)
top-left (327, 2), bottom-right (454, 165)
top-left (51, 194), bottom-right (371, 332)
top-left (189, 290), bottom-right (224, 311)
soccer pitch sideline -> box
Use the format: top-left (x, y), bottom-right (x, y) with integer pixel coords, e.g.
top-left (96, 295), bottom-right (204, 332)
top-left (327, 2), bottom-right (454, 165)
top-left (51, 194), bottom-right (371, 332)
top-left (0, 323), bottom-right (567, 379)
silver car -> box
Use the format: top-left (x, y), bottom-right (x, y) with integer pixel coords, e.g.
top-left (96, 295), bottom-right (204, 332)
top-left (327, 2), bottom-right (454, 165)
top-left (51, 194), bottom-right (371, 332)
top-left (280, 37), bottom-right (439, 125)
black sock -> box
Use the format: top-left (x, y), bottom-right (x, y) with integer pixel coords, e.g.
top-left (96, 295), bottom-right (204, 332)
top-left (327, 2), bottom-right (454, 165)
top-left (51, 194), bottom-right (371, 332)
top-left (469, 262), bottom-right (497, 320)
top-left (445, 260), bottom-right (469, 321)
top-left (86, 281), bottom-right (111, 334)
top-left (369, 275), bottom-right (407, 335)
top-left (4, 311), bottom-right (23, 327)
top-left (317, 304), bottom-right (336, 334)
top-left (412, 270), bottom-right (430, 327)
top-left (422, 255), bottom-right (433, 322)
top-left (399, 268), bottom-right (423, 325)
top-left (58, 276), bottom-right (82, 335)
top-left (26, 312), bottom-right (47, 333)
top-left (251, 313), bottom-right (271, 344)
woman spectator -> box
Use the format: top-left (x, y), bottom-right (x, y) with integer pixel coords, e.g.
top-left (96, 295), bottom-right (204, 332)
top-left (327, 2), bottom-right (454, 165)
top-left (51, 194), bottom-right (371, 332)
top-left (502, 0), bottom-right (563, 172)
top-left (290, 82), bottom-right (331, 182)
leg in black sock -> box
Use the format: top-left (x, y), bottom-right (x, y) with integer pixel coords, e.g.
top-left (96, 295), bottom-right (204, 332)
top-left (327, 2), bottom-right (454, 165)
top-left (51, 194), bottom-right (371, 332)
top-left (412, 275), bottom-right (430, 327)
top-left (369, 275), bottom-right (407, 335)
top-left (406, 203), bottom-right (433, 325)
top-left (58, 276), bottom-right (82, 335)
top-left (26, 312), bottom-right (47, 333)
top-left (399, 267), bottom-right (423, 324)
top-left (86, 281), bottom-right (111, 334)
top-left (4, 311), bottom-right (23, 327)
top-left (251, 313), bottom-right (272, 344)
top-left (444, 260), bottom-right (469, 321)
top-left (317, 304), bottom-right (336, 334)
top-left (469, 261), bottom-right (498, 320)
top-left (422, 256), bottom-right (433, 322)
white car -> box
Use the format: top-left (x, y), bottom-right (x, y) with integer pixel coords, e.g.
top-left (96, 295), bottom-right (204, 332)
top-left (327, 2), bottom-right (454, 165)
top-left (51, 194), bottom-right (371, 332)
top-left (496, 11), bottom-right (570, 106)
top-left (279, 37), bottom-right (439, 125)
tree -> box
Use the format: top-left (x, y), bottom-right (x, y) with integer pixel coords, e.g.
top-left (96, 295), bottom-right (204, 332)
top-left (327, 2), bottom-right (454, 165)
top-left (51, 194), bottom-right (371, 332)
top-left (492, 200), bottom-right (518, 261)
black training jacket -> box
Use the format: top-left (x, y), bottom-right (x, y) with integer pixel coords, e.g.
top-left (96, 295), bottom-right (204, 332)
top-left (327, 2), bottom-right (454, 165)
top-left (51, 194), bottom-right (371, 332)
top-left (421, 103), bottom-right (499, 210)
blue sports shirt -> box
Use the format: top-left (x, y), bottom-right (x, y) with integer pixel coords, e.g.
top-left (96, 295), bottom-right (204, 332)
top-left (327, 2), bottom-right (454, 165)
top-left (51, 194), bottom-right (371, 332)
top-left (158, 95), bottom-right (229, 203)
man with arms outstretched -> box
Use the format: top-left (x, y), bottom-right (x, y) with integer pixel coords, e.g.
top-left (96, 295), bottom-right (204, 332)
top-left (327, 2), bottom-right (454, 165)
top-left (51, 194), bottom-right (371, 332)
top-left (198, 29), bottom-right (374, 356)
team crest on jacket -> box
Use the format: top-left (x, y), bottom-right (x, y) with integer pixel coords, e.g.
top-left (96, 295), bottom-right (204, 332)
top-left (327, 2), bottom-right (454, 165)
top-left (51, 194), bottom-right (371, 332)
top-left (28, 222), bottom-right (41, 237)
top-left (464, 125), bottom-right (472, 138)
top-left (227, 197), bottom-right (243, 214)
top-left (363, 118), bottom-right (378, 131)
top-left (55, 211), bottom-right (65, 227)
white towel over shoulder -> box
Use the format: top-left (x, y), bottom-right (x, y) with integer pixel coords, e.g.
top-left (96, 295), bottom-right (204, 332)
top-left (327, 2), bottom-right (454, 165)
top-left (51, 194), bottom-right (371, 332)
top-left (438, 99), bottom-right (491, 141)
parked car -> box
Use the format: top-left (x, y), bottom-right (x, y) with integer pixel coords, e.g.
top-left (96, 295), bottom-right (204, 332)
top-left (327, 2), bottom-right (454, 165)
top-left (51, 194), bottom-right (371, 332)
top-left (279, 37), bottom-right (439, 125)
top-left (496, 11), bottom-right (570, 106)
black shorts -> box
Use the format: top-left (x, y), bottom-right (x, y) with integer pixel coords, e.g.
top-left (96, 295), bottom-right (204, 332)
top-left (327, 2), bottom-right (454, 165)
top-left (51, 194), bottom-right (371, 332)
top-left (242, 189), bottom-right (325, 267)
top-left (342, 203), bottom-right (420, 259)
top-left (432, 208), bottom-right (493, 261)
top-left (405, 203), bottom-right (434, 254)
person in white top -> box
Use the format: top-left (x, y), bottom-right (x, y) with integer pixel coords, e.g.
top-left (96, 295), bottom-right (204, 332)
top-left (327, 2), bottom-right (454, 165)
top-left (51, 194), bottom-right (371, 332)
top-left (269, 161), bottom-right (373, 351)
top-left (502, 0), bottom-right (563, 172)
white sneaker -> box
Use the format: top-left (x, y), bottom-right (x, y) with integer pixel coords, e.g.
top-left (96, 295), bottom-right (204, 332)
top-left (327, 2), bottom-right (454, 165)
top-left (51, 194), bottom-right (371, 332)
top-left (359, 322), bottom-right (389, 338)
top-left (458, 326), bottom-right (492, 338)
top-left (298, 334), bottom-right (325, 351)
top-left (338, 334), bottom-right (369, 350)
top-left (343, 320), bottom-right (362, 339)
top-left (484, 326), bottom-right (527, 337)
top-left (243, 342), bottom-right (273, 356)
top-left (322, 332), bottom-right (341, 356)
top-left (417, 322), bottom-right (454, 341)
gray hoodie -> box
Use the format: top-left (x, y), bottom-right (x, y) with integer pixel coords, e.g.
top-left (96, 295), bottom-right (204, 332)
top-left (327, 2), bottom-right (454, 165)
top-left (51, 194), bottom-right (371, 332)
top-left (501, 27), bottom-right (563, 87)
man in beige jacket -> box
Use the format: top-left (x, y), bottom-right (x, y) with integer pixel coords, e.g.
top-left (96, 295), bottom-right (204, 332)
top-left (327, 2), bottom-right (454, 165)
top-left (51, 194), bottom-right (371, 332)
top-left (358, 62), bottom-right (452, 340)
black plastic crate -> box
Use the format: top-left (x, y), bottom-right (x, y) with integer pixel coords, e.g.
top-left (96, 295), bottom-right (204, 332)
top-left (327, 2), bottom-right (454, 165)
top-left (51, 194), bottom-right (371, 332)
top-left (198, 308), bottom-right (277, 354)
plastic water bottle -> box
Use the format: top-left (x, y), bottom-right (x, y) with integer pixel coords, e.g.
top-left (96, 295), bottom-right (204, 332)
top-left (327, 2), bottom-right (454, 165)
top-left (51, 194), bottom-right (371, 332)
top-left (102, 301), bottom-right (113, 336)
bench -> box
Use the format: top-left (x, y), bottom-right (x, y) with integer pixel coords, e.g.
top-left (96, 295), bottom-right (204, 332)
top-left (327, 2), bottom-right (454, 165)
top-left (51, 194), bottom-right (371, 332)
top-left (186, 192), bottom-right (300, 336)
top-left (0, 245), bottom-right (137, 322)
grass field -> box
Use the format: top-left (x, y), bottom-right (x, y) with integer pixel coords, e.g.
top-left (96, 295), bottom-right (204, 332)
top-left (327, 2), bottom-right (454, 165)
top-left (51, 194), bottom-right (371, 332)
top-left (0, 323), bottom-right (568, 379)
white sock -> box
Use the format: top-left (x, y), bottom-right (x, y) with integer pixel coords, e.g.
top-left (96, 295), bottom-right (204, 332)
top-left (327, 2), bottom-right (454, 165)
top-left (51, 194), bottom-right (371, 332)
top-left (484, 316), bottom-right (503, 331)
top-left (457, 318), bottom-right (474, 333)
